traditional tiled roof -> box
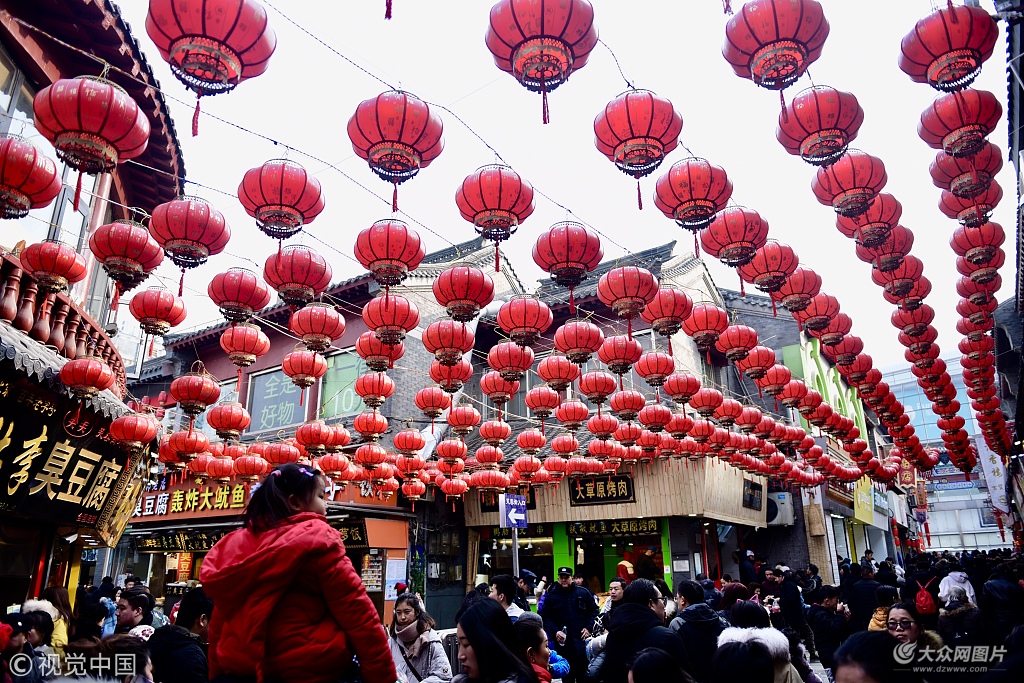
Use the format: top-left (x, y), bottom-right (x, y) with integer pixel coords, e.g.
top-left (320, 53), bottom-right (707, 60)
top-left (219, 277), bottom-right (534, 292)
top-left (536, 241), bottom-right (679, 306)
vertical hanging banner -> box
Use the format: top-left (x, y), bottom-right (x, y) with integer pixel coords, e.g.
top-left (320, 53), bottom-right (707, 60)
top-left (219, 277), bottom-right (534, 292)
top-left (976, 440), bottom-right (1009, 513)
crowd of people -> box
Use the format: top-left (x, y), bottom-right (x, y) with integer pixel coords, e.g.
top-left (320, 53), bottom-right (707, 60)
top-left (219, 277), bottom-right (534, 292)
top-left (3, 463), bottom-right (1023, 683)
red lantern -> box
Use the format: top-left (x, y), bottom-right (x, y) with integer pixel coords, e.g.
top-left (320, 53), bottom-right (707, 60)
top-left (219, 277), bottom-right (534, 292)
top-left (556, 400), bottom-right (590, 431)
top-left (812, 150), bottom-right (887, 218)
top-left (19, 240), bottom-right (87, 294)
top-left (480, 371), bottom-right (520, 408)
top-left (836, 192), bottom-right (901, 247)
top-left (957, 274), bottom-right (1000, 306)
top-left (634, 352), bottom-right (675, 389)
top-left (170, 365), bottom-right (221, 417)
top-left (488, 341), bottom-right (535, 382)
top-left (354, 218), bottom-right (425, 293)
top-left (772, 267), bottom-right (821, 313)
top-left (168, 430), bottom-right (210, 463)
top-left (536, 354), bottom-right (580, 391)
top-left (931, 142), bottom-right (1002, 198)
top-left (738, 242), bottom-right (799, 296)
top-left (598, 336), bottom-right (643, 375)
top-left (109, 413), bottom-right (159, 454)
top-left (855, 225), bottom-right (915, 272)
top-left (712, 399), bottom-right (743, 428)
top-left (88, 219), bottom-right (164, 299)
top-left (681, 304), bottom-right (729, 350)
top-left (885, 275), bottom-right (932, 311)
top-left (579, 371), bottom-right (617, 405)
top-left (827, 335), bottom-right (865, 366)
top-left (485, 0), bottom-right (598, 123)
top-left (423, 320), bottom-right (474, 366)
top-left (207, 401), bottom-right (250, 441)
top-left (554, 320), bottom-right (605, 365)
top-left (756, 365), bottom-right (792, 397)
top-left (778, 381), bottom-right (809, 409)
top-left (129, 288), bottom-right (187, 335)
top-left (872, 256), bottom-right (925, 298)
top-left (689, 388), bottom-right (724, 419)
top-left (777, 86), bottom-right (863, 166)
top-left (940, 182), bottom-right (1002, 227)
top-left (146, 0), bottom-right (275, 134)
top-left (290, 303), bottom-right (346, 353)
top-left (0, 135), bottom-right (61, 218)
top-left (416, 386), bottom-right (451, 421)
top-left (716, 325), bottom-right (759, 362)
top-left (456, 165), bottom-right (535, 270)
top-left (957, 251), bottom-right (1003, 284)
top-left (354, 412), bottom-right (390, 443)
top-left (264, 245), bottom-right (331, 307)
top-left (357, 331), bottom-right (405, 372)
top-left (208, 268), bottom-right (271, 323)
top-left (362, 294), bottom-right (420, 346)
top-left (892, 305), bottom-right (935, 337)
top-left (496, 296), bottom-right (552, 348)
top-left (355, 372), bottom-right (395, 409)
top-left (433, 265), bottom-right (494, 322)
top-left (588, 412), bottom-right (620, 440)
top-left (431, 359), bottom-right (473, 394)
top-left (919, 89), bottom-right (1001, 158)
top-left (238, 159), bottom-right (323, 240)
top-left (654, 157), bottom-right (733, 232)
top-left (283, 349), bottom-right (327, 392)
top-left (220, 322), bottom-right (269, 368)
top-left (794, 293), bottom-right (840, 331)
top-left (533, 222), bottom-right (603, 310)
top-left (899, 3), bottom-right (999, 92)
top-left (722, 0), bottom-right (829, 91)
top-left (736, 346), bottom-right (776, 381)
top-left (347, 90), bottom-right (444, 211)
top-left (448, 404), bottom-right (482, 437)
top-left (60, 354), bottom-right (115, 400)
top-left (526, 386), bottom-right (560, 420)
top-left (32, 77), bottom-right (150, 209)
top-left (701, 207), bottom-right (769, 267)
top-left (662, 373), bottom-right (702, 405)
top-left (594, 89), bottom-right (683, 209)
top-left (150, 196), bottom-right (230, 292)
top-left (641, 287), bottom-right (693, 346)
top-left (518, 429), bottom-right (547, 456)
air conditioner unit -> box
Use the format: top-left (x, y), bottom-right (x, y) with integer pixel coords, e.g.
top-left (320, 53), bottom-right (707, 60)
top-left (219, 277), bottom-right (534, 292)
top-left (767, 492), bottom-right (795, 526)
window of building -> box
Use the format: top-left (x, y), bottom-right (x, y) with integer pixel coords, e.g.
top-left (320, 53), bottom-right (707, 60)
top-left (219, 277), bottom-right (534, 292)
top-left (320, 350), bottom-right (368, 419)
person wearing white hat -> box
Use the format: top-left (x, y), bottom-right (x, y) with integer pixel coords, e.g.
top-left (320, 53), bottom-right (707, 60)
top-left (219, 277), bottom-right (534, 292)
top-left (740, 550), bottom-right (758, 586)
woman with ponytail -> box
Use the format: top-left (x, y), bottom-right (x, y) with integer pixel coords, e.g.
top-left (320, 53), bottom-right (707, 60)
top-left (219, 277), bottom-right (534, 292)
top-left (200, 463), bottom-right (397, 683)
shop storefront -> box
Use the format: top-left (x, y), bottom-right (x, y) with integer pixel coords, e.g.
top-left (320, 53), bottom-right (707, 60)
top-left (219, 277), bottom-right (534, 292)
top-left (0, 342), bottom-right (146, 608)
top-left (466, 459), bottom-right (766, 595)
top-left (124, 478), bottom-right (411, 624)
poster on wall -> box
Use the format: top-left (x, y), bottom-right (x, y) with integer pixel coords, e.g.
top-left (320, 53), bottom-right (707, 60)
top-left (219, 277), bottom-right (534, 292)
top-left (361, 553), bottom-right (383, 592)
top-left (384, 558), bottom-right (408, 600)
top-left (248, 368), bottom-right (303, 433)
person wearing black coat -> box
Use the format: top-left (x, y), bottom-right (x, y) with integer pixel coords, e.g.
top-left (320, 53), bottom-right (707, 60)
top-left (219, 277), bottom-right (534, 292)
top-left (902, 557), bottom-right (942, 629)
top-left (595, 578), bottom-right (690, 683)
top-left (847, 565), bottom-right (881, 633)
top-left (146, 587), bottom-right (212, 683)
top-left (980, 568), bottom-right (1024, 645)
top-left (875, 561), bottom-right (898, 588)
top-left (668, 580), bottom-right (727, 683)
top-left (540, 568), bottom-right (598, 683)
top-left (778, 570), bottom-right (817, 659)
top-left (739, 550), bottom-right (757, 586)
top-left (807, 586), bottom-right (850, 673)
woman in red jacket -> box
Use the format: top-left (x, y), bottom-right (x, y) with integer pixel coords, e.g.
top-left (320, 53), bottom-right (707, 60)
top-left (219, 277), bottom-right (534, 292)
top-left (201, 463), bottom-right (398, 683)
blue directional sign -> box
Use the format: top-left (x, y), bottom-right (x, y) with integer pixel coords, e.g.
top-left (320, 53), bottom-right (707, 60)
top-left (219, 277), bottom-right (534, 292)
top-left (498, 493), bottom-right (528, 529)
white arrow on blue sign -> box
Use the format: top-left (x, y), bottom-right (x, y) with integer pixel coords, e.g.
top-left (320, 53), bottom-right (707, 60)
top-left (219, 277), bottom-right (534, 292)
top-left (498, 493), bottom-right (528, 529)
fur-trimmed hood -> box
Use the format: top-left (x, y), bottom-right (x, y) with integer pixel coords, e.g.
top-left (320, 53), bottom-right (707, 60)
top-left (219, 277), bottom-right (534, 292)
top-left (21, 599), bottom-right (58, 622)
top-left (915, 630), bottom-right (944, 650)
top-left (717, 626), bottom-right (792, 663)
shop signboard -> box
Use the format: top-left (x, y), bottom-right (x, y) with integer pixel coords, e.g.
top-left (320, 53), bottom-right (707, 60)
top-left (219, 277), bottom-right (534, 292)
top-left (489, 523), bottom-right (550, 539)
top-left (132, 480), bottom-right (249, 522)
top-left (136, 529), bottom-right (229, 553)
top-left (853, 477), bottom-right (874, 524)
top-left (898, 459), bottom-right (916, 488)
top-left (566, 518), bottom-right (659, 537)
top-left (797, 338), bottom-right (869, 441)
top-left (0, 379), bottom-right (143, 533)
top-left (742, 479), bottom-right (763, 510)
top-left (977, 439), bottom-right (1010, 513)
top-left (177, 553), bottom-right (193, 582)
top-left (248, 367), bottom-right (303, 433)
top-left (873, 489), bottom-right (888, 514)
top-left (328, 519), bottom-right (369, 549)
top-left (567, 474), bottom-right (634, 506)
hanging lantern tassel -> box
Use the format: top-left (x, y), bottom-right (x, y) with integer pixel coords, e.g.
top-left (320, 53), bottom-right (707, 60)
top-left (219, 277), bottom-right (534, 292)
top-left (739, 273), bottom-right (746, 297)
top-left (178, 270), bottom-right (185, 297)
top-left (385, 0), bottom-right (393, 19)
top-left (569, 287), bottom-right (576, 313)
top-left (771, 299), bottom-right (777, 317)
top-left (948, 1), bottom-right (958, 22)
top-left (148, 334), bottom-right (155, 358)
top-left (495, 243), bottom-right (501, 273)
top-left (299, 386), bottom-right (306, 407)
top-left (779, 90), bottom-right (789, 123)
top-left (541, 80), bottom-right (550, 125)
top-left (73, 173), bottom-right (83, 213)
top-left (668, 336), bottom-right (673, 357)
top-left (693, 232), bottom-right (699, 259)
top-left (723, 0), bottom-right (733, 13)
top-left (627, 316), bottom-right (633, 340)
top-left (192, 91), bottom-right (202, 137)
top-left (637, 179), bottom-right (643, 210)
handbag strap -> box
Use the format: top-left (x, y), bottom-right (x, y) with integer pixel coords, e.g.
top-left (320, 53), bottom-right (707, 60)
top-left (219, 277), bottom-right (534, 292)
top-left (400, 644), bottom-right (423, 682)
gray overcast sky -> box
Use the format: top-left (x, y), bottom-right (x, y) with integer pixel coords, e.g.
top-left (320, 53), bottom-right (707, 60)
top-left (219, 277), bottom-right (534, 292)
top-left (116, 0), bottom-right (1015, 369)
